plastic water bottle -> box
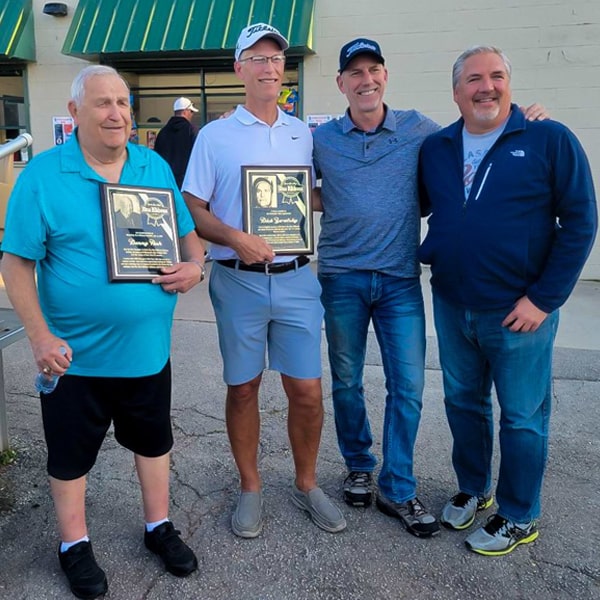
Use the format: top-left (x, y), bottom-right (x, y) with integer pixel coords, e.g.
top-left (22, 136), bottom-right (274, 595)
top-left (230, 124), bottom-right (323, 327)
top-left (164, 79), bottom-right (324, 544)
top-left (34, 347), bottom-right (67, 394)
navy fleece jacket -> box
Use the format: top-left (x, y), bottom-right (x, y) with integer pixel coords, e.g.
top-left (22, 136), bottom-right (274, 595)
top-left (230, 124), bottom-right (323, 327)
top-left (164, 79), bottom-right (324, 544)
top-left (418, 104), bottom-right (597, 313)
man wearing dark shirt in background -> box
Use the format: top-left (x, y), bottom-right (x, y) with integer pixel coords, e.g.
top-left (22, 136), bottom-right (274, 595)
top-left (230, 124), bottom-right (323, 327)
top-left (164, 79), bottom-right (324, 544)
top-left (154, 97), bottom-right (199, 189)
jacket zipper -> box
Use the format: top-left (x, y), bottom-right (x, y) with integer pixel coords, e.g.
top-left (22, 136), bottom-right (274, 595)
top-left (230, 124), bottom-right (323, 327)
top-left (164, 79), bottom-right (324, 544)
top-left (475, 162), bottom-right (493, 201)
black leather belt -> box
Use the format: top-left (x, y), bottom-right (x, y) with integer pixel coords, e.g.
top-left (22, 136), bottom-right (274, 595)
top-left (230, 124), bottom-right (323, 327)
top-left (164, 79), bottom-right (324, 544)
top-left (217, 255), bottom-right (310, 274)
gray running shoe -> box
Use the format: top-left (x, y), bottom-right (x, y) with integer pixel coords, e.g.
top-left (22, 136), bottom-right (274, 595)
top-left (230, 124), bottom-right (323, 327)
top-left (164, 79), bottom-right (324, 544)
top-left (231, 491), bottom-right (263, 538)
top-left (291, 485), bottom-right (347, 533)
top-left (343, 471), bottom-right (373, 507)
top-left (376, 494), bottom-right (440, 538)
top-left (441, 492), bottom-right (494, 530)
top-left (465, 514), bottom-right (539, 556)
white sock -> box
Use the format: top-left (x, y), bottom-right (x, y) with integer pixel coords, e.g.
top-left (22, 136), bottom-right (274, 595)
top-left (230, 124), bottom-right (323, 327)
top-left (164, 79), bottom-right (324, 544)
top-left (145, 518), bottom-right (169, 532)
top-left (60, 535), bottom-right (89, 553)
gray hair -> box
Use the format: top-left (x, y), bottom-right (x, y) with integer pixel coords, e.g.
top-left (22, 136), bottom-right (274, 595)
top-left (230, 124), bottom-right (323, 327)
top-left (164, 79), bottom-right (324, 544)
top-left (70, 65), bottom-right (130, 107)
top-left (452, 46), bottom-right (512, 89)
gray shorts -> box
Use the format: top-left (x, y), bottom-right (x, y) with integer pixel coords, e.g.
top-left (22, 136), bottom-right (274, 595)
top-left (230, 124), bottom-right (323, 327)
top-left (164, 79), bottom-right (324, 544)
top-left (209, 261), bottom-right (323, 385)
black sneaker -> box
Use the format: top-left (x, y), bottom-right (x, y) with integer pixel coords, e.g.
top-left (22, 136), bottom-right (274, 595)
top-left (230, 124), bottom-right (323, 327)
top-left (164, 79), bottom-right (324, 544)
top-left (144, 521), bottom-right (198, 577)
top-left (465, 513), bottom-right (539, 556)
top-left (376, 494), bottom-right (440, 538)
top-left (58, 541), bottom-right (108, 599)
top-left (343, 471), bottom-right (373, 507)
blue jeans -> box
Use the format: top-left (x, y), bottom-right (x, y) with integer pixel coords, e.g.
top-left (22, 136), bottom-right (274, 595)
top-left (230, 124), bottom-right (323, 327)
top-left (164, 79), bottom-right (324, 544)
top-left (432, 294), bottom-right (559, 522)
top-left (319, 271), bottom-right (425, 502)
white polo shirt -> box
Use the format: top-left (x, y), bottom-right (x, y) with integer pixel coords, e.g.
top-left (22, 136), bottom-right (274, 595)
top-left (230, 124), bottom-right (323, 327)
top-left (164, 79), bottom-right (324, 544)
top-left (182, 105), bottom-right (314, 261)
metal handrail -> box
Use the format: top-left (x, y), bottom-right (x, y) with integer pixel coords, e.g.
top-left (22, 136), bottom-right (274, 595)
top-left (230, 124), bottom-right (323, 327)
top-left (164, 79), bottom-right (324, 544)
top-left (0, 133), bottom-right (33, 161)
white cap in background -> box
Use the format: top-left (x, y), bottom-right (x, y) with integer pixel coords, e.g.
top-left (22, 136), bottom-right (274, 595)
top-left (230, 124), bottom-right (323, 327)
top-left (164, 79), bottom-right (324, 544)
top-left (173, 97), bottom-right (198, 112)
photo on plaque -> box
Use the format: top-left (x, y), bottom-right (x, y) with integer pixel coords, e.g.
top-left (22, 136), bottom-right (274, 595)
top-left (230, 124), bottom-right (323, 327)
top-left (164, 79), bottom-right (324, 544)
top-left (100, 183), bottom-right (181, 281)
top-left (242, 166), bottom-right (313, 255)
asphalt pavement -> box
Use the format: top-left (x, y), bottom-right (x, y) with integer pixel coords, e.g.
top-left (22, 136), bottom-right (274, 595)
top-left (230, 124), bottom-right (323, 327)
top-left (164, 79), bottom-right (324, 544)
top-left (0, 264), bottom-right (598, 600)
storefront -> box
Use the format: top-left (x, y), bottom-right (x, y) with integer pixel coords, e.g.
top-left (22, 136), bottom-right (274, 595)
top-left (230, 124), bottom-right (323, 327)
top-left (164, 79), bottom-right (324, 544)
top-left (0, 0), bottom-right (34, 154)
top-left (61, 0), bottom-right (314, 147)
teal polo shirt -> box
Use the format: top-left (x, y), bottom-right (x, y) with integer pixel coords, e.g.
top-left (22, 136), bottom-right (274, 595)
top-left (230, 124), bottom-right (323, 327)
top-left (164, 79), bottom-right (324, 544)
top-left (3, 131), bottom-right (195, 377)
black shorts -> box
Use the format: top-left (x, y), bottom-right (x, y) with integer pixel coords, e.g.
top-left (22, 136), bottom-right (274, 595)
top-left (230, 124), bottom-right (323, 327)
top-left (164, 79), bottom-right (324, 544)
top-left (41, 360), bottom-right (173, 480)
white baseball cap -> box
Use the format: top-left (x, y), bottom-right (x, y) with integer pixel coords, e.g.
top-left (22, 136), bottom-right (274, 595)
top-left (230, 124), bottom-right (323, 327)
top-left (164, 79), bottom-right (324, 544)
top-left (235, 23), bottom-right (289, 61)
top-left (173, 97), bottom-right (198, 112)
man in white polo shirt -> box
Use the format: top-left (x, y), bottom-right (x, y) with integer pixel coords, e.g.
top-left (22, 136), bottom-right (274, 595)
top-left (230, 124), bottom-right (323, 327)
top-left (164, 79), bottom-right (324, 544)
top-left (183, 23), bottom-right (346, 538)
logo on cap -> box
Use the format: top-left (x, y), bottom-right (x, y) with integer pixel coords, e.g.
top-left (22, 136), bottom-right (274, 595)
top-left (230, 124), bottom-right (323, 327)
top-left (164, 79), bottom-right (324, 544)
top-left (235, 22), bottom-right (289, 61)
top-left (338, 37), bottom-right (385, 72)
top-left (345, 40), bottom-right (379, 58)
top-left (244, 23), bottom-right (279, 38)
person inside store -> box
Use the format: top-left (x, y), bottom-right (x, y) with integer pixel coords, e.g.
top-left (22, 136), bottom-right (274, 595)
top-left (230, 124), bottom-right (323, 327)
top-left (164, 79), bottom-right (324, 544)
top-left (154, 96), bottom-right (199, 189)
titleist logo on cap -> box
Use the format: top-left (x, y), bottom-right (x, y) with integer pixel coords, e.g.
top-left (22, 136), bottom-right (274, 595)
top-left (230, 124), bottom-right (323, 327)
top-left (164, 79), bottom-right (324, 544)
top-left (338, 37), bottom-right (384, 71)
top-left (243, 23), bottom-right (279, 38)
top-left (345, 40), bottom-right (379, 58)
top-left (234, 22), bottom-right (289, 60)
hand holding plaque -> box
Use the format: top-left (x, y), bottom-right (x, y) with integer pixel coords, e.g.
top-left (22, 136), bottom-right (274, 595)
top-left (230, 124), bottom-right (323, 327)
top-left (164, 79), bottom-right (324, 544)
top-left (100, 183), bottom-right (182, 281)
top-left (241, 166), bottom-right (314, 254)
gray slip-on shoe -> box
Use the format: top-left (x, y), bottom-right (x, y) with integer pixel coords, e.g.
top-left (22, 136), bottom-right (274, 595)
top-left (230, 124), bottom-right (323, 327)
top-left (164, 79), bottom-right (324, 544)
top-left (291, 485), bottom-right (347, 533)
top-left (231, 491), bottom-right (263, 538)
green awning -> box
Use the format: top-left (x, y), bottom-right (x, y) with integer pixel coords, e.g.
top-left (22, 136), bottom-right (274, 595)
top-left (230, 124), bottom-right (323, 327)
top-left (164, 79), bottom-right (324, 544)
top-left (0, 0), bottom-right (35, 62)
top-left (62, 0), bottom-right (314, 61)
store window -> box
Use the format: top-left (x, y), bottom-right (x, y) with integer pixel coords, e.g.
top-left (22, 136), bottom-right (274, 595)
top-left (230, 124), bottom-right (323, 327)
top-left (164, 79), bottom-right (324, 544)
top-left (128, 64), bottom-right (299, 148)
top-left (0, 73), bottom-right (29, 162)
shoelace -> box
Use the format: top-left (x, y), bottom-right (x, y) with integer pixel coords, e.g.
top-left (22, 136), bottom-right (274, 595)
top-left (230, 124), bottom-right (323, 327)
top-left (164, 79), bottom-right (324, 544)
top-left (348, 472), bottom-right (370, 486)
top-left (408, 498), bottom-right (428, 517)
top-left (488, 515), bottom-right (534, 538)
top-left (484, 515), bottom-right (512, 536)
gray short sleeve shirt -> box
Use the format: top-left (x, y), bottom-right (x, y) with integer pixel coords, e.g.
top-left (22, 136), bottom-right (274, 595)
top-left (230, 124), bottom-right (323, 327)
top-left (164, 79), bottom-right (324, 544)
top-left (313, 107), bottom-right (440, 276)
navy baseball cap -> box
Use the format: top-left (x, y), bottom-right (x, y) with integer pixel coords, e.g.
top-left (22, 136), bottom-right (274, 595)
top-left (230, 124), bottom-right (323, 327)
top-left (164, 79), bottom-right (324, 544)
top-left (339, 38), bottom-right (385, 72)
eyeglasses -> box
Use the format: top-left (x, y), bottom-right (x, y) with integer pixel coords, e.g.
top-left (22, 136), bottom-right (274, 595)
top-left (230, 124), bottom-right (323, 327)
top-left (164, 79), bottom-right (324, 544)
top-left (238, 54), bottom-right (286, 66)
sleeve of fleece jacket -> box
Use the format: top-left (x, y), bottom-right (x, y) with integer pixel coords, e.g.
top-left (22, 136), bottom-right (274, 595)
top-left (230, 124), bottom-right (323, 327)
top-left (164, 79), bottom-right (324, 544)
top-left (527, 124), bottom-right (598, 313)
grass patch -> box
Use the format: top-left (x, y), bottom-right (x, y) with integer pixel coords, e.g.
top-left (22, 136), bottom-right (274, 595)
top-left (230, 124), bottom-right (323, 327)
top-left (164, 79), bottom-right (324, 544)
top-left (0, 448), bottom-right (17, 466)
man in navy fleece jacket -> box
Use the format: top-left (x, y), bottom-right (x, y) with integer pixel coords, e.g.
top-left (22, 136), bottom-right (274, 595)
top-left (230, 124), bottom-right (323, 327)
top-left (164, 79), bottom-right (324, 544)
top-left (418, 45), bottom-right (597, 556)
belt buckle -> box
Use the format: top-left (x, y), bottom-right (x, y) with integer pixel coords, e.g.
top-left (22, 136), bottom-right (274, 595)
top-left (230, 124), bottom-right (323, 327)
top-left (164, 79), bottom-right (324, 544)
top-left (264, 262), bottom-right (273, 276)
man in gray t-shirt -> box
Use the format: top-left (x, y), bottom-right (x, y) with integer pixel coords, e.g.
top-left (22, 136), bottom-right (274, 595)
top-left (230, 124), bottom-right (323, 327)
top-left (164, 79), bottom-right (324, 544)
top-left (313, 38), bottom-right (441, 539)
